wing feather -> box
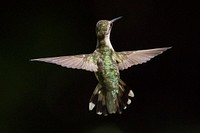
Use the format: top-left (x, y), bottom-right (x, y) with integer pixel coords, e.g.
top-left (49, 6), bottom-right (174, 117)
top-left (117, 47), bottom-right (171, 70)
top-left (30, 53), bottom-right (98, 72)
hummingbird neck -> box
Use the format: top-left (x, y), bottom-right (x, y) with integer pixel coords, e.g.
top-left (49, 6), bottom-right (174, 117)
top-left (96, 34), bottom-right (114, 51)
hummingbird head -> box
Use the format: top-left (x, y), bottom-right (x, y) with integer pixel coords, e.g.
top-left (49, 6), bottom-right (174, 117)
top-left (96, 16), bottom-right (122, 39)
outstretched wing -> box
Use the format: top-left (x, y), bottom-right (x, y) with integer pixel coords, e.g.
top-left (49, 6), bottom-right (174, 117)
top-left (30, 53), bottom-right (98, 72)
top-left (116, 47), bottom-right (171, 70)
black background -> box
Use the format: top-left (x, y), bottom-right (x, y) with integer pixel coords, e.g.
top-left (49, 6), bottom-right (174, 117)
top-left (0, 0), bottom-right (199, 133)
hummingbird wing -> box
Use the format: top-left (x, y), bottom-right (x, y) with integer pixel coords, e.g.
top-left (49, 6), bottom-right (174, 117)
top-left (116, 47), bottom-right (171, 70)
top-left (30, 53), bottom-right (98, 72)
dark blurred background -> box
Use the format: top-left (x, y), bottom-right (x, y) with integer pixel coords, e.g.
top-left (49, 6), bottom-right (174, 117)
top-left (0, 0), bottom-right (199, 133)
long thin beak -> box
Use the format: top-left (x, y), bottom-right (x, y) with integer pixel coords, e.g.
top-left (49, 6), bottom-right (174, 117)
top-left (110, 16), bottom-right (123, 23)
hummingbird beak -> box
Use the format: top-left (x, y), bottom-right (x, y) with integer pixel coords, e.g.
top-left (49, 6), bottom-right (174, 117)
top-left (110, 16), bottom-right (123, 23)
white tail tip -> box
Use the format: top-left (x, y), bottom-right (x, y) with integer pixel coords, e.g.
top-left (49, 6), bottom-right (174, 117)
top-left (89, 102), bottom-right (95, 110)
top-left (128, 90), bottom-right (134, 97)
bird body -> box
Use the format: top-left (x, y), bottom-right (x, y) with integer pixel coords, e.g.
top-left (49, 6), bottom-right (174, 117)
top-left (93, 46), bottom-right (120, 114)
top-left (31, 17), bottom-right (171, 115)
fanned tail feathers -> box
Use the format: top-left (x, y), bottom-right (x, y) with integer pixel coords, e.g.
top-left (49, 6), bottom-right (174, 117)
top-left (89, 80), bottom-right (134, 116)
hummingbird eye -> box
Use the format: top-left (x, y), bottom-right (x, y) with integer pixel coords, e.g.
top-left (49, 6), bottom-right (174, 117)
top-left (110, 23), bottom-right (113, 27)
top-left (109, 23), bottom-right (113, 31)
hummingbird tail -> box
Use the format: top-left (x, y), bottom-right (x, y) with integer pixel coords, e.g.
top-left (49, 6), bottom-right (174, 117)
top-left (89, 83), bottom-right (108, 115)
top-left (117, 79), bottom-right (134, 113)
top-left (89, 80), bottom-right (134, 116)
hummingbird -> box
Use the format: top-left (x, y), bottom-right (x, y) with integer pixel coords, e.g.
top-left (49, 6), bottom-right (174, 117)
top-left (31, 16), bottom-right (171, 116)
